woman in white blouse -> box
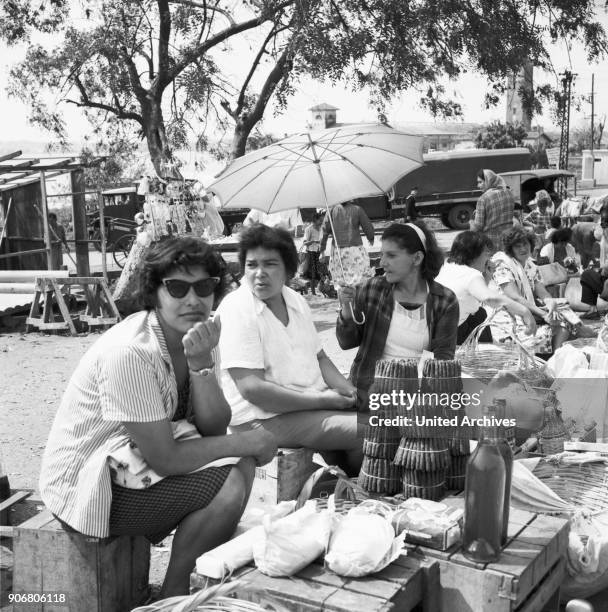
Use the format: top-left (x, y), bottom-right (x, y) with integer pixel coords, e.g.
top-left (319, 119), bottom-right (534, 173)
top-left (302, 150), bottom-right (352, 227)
top-left (435, 231), bottom-right (536, 344)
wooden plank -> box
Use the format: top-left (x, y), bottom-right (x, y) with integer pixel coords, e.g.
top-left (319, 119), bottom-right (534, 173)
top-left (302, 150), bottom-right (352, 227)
top-left (50, 279), bottom-right (77, 335)
top-left (323, 587), bottom-right (393, 611)
top-left (517, 558), bottom-right (565, 612)
top-left (235, 571), bottom-right (338, 611)
top-left (0, 490), bottom-right (31, 513)
top-left (251, 448), bottom-right (316, 505)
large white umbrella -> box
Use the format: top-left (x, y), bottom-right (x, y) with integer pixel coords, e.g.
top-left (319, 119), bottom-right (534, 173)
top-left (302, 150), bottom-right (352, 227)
top-left (208, 123), bottom-right (425, 322)
top-left (208, 123), bottom-right (424, 211)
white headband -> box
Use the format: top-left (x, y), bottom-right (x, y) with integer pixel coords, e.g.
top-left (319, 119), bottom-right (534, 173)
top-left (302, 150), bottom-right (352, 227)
top-left (405, 223), bottom-right (426, 251)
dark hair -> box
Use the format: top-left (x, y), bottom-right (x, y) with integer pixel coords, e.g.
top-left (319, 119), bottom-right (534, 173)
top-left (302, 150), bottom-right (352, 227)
top-left (48, 212), bottom-right (57, 221)
top-left (238, 223), bottom-right (299, 279)
top-left (381, 221), bottom-right (444, 280)
top-left (448, 231), bottom-right (494, 266)
top-left (312, 211), bottom-right (324, 223)
top-left (501, 226), bottom-right (536, 257)
top-left (549, 215), bottom-right (562, 230)
top-left (136, 236), bottom-right (227, 310)
top-left (551, 227), bottom-right (572, 244)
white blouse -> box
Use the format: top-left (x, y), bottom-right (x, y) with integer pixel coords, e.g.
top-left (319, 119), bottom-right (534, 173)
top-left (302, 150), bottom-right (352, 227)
top-left (381, 300), bottom-right (430, 359)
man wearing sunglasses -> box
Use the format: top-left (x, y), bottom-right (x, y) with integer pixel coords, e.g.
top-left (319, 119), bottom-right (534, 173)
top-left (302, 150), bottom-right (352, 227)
top-left (40, 237), bottom-right (276, 598)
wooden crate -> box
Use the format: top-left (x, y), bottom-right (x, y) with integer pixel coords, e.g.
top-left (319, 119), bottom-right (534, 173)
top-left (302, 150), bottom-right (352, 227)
top-left (250, 447), bottom-right (316, 505)
top-left (12, 509), bottom-right (150, 612)
top-left (416, 497), bottom-right (570, 612)
top-left (191, 550), bottom-right (440, 612)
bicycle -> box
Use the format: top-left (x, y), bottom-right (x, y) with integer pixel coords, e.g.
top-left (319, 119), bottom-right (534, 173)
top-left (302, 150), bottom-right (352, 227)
top-left (88, 214), bottom-right (138, 269)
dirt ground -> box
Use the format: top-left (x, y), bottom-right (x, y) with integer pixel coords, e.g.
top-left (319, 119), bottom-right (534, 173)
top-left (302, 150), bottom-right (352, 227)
top-left (2, 296), bottom-right (608, 610)
top-left (0, 294), bottom-right (354, 601)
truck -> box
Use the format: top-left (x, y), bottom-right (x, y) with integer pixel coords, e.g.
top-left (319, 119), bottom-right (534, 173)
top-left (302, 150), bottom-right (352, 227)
top-left (346, 148), bottom-right (532, 229)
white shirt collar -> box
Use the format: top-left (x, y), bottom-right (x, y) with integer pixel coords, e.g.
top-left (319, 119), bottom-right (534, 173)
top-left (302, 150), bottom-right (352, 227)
top-left (239, 282), bottom-right (306, 316)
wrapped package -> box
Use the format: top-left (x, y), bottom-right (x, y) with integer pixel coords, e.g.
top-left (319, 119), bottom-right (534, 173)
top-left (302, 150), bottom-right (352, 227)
top-left (195, 501), bottom-right (296, 579)
top-left (391, 498), bottom-right (463, 550)
top-left (252, 502), bottom-right (332, 577)
top-left (325, 507), bottom-right (405, 577)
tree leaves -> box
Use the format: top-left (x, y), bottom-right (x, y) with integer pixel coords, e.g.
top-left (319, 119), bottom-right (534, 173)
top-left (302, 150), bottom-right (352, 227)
top-left (1, 0), bottom-right (606, 171)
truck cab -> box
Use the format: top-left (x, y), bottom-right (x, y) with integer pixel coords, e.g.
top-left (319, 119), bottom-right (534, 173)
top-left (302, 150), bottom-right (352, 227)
top-left (497, 169), bottom-right (576, 211)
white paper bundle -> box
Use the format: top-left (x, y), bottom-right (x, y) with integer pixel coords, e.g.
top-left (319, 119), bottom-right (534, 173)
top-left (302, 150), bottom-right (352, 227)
top-left (195, 501), bottom-right (296, 579)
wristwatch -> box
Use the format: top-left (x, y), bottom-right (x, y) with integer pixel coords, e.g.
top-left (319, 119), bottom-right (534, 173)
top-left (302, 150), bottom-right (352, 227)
top-left (189, 364), bottom-right (215, 377)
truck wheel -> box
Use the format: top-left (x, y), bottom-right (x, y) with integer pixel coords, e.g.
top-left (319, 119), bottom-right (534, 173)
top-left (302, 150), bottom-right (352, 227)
top-left (447, 204), bottom-right (475, 230)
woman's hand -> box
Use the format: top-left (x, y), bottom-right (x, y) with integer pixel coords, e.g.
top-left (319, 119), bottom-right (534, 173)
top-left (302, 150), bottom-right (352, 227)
top-left (319, 389), bottom-right (356, 410)
top-left (337, 286), bottom-right (356, 320)
top-left (242, 428), bottom-right (278, 466)
top-left (183, 315), bottom-right (221, 371)
top-left (521, 309), bottom-right (537, 336)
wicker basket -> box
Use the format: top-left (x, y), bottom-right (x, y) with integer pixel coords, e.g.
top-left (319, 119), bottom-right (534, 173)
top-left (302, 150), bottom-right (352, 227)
top-left (456, 308), bottom-right (551, 386)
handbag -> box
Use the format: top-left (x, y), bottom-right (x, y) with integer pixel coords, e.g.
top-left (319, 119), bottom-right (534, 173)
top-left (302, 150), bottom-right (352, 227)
top-left (537, 262), bottom-right (568, 286)
top-left (297, 248), bottom-right (310, 276)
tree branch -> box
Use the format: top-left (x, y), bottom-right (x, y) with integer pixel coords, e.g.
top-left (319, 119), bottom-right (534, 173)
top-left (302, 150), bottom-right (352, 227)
top-left (168, 0), bottom-right (236, 25)
top-left (243, 44), bottom-right (291, 129)
top-left (167, 0), bottom-right (295, 82)
top-left (70, 77), bottom-right (144, 125)
top-left (236, 25), bottom-right (281, 113)
top-left (156, 0), bottom-right (172, 88)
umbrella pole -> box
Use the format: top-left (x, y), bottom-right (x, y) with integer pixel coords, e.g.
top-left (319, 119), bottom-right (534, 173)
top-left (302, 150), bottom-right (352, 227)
top-left (307, 134), bottom-right (365, 325)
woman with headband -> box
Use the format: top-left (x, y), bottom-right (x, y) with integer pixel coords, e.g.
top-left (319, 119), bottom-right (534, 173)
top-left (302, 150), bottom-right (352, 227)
top-left (336, 222), bottom-right (459, 409)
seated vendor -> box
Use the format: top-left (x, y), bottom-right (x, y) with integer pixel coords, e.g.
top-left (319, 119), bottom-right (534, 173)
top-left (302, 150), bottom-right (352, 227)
top-left (491, 227), bottom-right (593, 353)
top-left (538, 227), bottom-right (580, 272)
top-left (39, 237), bottom-right (276, 597)
top-left (435, 230), bottom-right (536, 345)
top-left (336, 222), bottom-right (459, 407)
top-left (580, 204), bottom-right (608, 318)
top-left (217, 224), bottom-right (362, 476)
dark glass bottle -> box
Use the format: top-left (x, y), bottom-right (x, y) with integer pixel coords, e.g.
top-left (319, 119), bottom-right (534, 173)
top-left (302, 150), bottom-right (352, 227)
top-left (462, 406), bottom-right (506, 563)
top-left (494, 399), bottom-right (513, 546)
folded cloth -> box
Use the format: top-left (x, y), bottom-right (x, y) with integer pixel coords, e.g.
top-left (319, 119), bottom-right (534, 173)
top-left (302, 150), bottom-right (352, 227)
top-left (108, 419), bottom-right (239, 488)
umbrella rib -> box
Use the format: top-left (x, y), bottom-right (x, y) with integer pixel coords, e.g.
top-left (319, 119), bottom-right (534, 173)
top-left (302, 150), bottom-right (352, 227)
top-left (266, 141), bottom-right (318, 209)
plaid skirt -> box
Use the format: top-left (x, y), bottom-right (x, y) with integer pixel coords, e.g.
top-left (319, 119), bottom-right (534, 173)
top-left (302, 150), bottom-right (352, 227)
top-left (109, 466), bottom-right (232, 543)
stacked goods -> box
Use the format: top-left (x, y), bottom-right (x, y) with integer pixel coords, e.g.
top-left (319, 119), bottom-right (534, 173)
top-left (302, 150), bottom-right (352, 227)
top-left (395, 360), bottom-right (464, 501)
top-left (358, 359), bottom-right (417, 494)
top-left (447, 438), bottom-right (470, 492)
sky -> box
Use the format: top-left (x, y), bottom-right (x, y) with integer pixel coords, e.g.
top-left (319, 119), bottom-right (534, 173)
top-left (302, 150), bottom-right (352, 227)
top-left (1, 4), bottom-right (608, 148)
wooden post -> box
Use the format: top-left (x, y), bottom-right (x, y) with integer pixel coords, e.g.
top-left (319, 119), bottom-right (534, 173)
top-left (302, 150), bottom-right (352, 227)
top-left (39, 171), bottom-right (53, 271)
top-left (70, 169), bottom-right (90, 277)
top-left (98, 191), bottom-right (108, 281)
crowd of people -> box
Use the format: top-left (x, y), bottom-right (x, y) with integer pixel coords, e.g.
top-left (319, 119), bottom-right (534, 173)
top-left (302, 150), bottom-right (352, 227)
top-left (39, 170), bottom-right (608, 599)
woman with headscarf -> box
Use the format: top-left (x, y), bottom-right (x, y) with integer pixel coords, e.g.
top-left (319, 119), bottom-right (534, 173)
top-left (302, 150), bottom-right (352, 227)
top-left (469, 169), bottom-right (515, 251)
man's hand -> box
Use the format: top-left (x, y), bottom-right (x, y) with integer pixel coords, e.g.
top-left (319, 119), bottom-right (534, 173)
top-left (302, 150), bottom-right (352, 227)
top-left (243, 428), bottom-right (278, 466)
top-left (183, 315), bottom-right (221, 371)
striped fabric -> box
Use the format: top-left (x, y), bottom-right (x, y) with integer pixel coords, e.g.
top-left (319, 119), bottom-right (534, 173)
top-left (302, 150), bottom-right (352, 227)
top-left (39, 310), bottom-right (182, 538)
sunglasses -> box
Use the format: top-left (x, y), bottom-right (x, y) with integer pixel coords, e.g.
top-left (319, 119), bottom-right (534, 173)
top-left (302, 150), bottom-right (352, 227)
top-left (162, 277), bottom-right (220, 299)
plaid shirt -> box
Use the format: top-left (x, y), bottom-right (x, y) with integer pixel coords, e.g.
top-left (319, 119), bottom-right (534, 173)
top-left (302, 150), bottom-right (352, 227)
top-left (336, 276), bottom-right (459, 409)
top-left (523, 208), bottom-right (552, 233)
top-left (471, 188), bottom-right (515, 250)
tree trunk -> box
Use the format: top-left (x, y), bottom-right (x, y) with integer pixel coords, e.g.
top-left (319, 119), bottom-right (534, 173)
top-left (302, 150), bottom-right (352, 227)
top-left (143, 101), bottom-right (181, 178)
top-left (230, 119), bottom-right (252, 159)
